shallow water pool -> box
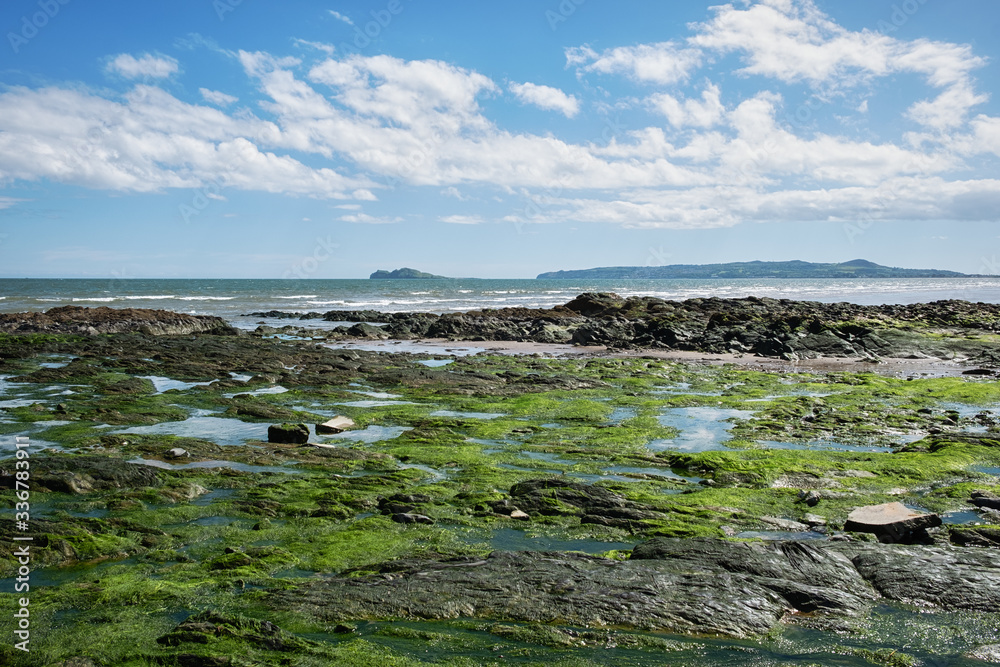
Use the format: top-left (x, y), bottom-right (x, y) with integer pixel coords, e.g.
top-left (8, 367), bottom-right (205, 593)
top-left (648, 407), bottom-right (754, 452)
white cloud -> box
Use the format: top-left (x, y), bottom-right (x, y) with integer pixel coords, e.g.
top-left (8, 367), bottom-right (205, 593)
top-left (650, 83), bottom-right (725, 129)
top-left (906, 81), bottom-right (988, 131)
top-left (340, 213), bottom-right (403, 224)
top-left (293, 39), bottom-right (336, 56)
top-left (328, 10), bottom-right (353, 26)
top-left (440, 214), bottom-right (483, 224)
top-left (509, 177), bottom-right (1000, 229)
top-left (687, 0), bottom-right (988, 128)
top-left (566, 42), bottom-right (702, 84)
top-left (309, 54), bottom-right (497, 132)
top-left (508, 82), bottom-right (579, 118)
top-left (441, 186), bottom-right (467, 200)
top-left (0, 197), bottom-right (22, 210)
top-left (107, 53), bottom-right (179, 79)
top-left (0, 84), bottom-right (372, 198)
top-left (200, 88), bottom-right (238, 106)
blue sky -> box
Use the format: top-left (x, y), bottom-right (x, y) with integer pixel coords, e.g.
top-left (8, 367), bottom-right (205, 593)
top-left (1, 0), bottom-right (999, 278)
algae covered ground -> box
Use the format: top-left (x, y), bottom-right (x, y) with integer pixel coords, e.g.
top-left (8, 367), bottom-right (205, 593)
top-left (1, 330), bottom-right (999, 666)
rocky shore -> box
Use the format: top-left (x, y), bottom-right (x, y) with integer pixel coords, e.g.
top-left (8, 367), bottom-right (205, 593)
top-left (0, 302), bottom-right (998, 665)
top-left (249, 292), bottom-right (1000, 363)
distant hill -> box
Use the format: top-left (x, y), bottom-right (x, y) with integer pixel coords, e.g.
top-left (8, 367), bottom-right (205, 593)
top-left (536, 260), bottom-right (968, 280)
top-left (370, 267), bottom-right (448, 279)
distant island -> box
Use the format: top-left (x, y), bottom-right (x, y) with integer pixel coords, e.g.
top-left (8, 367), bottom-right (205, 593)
top-left (370, 267), bottom-right (449, 279)
top-left (537, 259), bottom-right (968, 280)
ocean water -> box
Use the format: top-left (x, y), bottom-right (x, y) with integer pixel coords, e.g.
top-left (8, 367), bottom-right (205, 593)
top-left (3, 277), bottom-right (1000, 327)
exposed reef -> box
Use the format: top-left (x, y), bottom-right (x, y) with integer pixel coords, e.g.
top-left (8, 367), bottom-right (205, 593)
top-left (248, 292), bottom-right (1000, 363)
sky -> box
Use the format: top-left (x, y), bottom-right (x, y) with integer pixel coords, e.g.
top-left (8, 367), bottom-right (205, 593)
top-left (1, 0), bottom-right (999, 278)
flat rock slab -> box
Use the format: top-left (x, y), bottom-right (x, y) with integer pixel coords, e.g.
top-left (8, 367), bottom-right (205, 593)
top-left (316, 416), bottom-right (356, 434)
top-left (844, 502), bottom-right (941, 543)
top-left (274, 550), bottom-right (792, 638)
top-left (274, 538), bottom-right (1000, 639)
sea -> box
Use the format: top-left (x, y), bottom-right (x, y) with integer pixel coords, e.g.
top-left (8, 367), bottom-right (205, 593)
top-left (3, 277), bottom-right (1000, 330)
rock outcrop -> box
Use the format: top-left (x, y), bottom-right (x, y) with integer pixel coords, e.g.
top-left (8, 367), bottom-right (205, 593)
top-left (0, 306), bottom-right (236, 336)
top-left (249, 293), bottom-right (1000, 361)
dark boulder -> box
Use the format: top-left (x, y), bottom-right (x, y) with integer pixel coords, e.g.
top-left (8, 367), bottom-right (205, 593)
top-left (267, 423), bottom-right (309, 444)
top-left (390, 513), bottom-right (434, 525)
top-left (971, 490), bottom-right (1000, 511)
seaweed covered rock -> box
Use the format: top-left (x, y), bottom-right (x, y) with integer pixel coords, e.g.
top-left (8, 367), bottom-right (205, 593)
top-left (157, 611), bottom-right (317, 652)
top-left (509, 478), bottom-right (668, 529)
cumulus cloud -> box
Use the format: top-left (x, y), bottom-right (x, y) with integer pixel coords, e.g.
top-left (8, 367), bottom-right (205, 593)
top-left (650, 83), bottom-right (725, 128)
top-left (508, 82), bottom-right (579, 118)
top-left (106, 53), bottom-right (179, 79)
top-left (0, 84), bottom-right (372, 198)
top-left (687, 0), bottom-right (988, 127)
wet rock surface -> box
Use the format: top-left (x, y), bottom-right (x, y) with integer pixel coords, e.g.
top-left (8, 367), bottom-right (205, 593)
top-left (0, 455), bottom-right (162, 493)
top-left (275, 548), bottom-right (792, 638)
top-left (275, 537), bottom-right (1000, 638)
top-left (838, 542), bottom-right (1000, 611)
